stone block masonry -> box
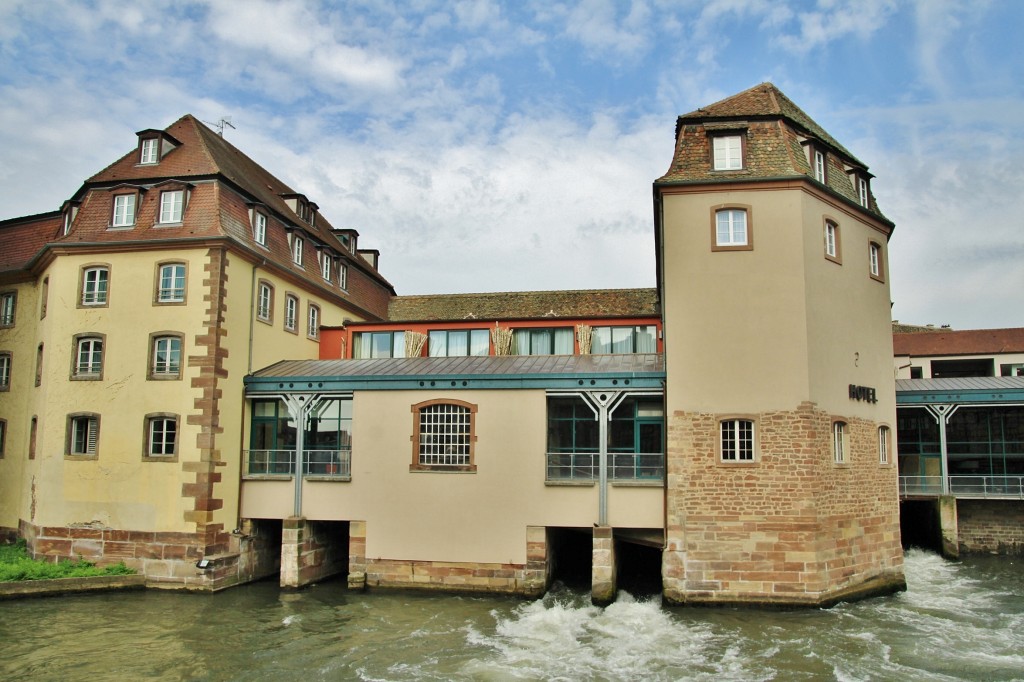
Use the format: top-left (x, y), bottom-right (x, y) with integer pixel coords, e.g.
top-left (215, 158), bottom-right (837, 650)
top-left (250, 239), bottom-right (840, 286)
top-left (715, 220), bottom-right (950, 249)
top-left (957, 500), bottom-right (1024, 555)
top-left (279, 517), bottom-right (348, 588)
top-left (663, 402), bottom-right (905, 607)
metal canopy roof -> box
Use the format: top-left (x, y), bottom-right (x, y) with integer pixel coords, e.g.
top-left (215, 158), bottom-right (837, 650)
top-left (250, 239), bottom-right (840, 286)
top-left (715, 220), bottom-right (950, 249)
top-left (245, 353), bottom-right (666, 394)
top-left (895, 376), bottom-right (1024, 405)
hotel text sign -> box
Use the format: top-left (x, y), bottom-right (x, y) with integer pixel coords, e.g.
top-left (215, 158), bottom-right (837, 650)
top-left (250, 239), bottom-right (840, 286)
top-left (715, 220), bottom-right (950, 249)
top-left (849, 384), bottom-right (878, 403)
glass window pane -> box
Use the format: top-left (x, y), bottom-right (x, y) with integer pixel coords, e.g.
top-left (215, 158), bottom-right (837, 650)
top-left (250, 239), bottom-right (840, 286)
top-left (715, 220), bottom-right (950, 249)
top-left (428, 331), bottom-right (446, 357)
top-left (470, 329), bottom-right (489, 356)
top-left (611, 327), bottom-right (633, 353)
top-left (592, 327), bottom-right (612, 354)
top-left (448, 331), bottom-right (468, 356)
top-left (553, 328), bottom-right (573, 355)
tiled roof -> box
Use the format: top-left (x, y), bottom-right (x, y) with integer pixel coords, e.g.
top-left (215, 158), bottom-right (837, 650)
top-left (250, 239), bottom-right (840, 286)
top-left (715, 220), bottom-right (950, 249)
top-left (893, 328), bottom-right (1024, 356)
top-left (657, 83), bottom-right (889, 224)
top-left (0, 212), bottom-right (62, 277)
top-left (386, 288), bottom-right (660, 322)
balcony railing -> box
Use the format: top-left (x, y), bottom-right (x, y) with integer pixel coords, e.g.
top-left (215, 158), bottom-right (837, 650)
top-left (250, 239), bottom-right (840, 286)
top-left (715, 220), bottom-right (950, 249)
top-left (244, 449), bottom-right (351, 478)
top-left (546, 452), bottom-right (664, 482)
top-left (899, 475), bottom-right (1024, 499)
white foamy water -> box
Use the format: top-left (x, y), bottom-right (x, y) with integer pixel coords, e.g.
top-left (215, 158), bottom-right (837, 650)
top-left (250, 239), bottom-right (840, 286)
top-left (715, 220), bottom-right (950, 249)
top-left (2, 549), bottom-right (1022, 681)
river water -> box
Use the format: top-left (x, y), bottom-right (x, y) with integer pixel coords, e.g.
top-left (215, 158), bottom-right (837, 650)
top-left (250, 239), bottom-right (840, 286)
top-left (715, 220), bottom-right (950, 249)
top-left (2, 549), bottom-right (1022, 681)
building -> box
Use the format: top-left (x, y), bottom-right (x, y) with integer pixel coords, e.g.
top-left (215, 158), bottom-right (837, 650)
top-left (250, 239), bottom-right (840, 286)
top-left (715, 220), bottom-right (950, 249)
top-left (894, 326), bottom-right (1024, 556)
top-left (0, 83), bottom-right (907, 605)
top-left (0, 116), bottom-right (395, 588)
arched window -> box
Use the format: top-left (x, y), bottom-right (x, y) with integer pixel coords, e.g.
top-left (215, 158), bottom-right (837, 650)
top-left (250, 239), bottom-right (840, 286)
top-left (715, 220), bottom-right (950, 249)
top-left (410, 400), bottom-right (477, 472)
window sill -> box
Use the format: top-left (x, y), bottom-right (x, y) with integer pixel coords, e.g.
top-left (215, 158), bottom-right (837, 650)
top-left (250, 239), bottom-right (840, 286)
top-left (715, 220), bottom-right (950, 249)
top-left (718, 460), bottom-right (758, 466)
top-left (147, 374), bottom-right (182, 381)
top-left (65, 454), bottom-right (98, 461)
top-left (256, 316), bottom-right (273, 326)
top-left (304, 475), bottom-right (351, 482)
top-left (107, 225), bottom-right (135, 231)
top-left (242, 474), bottom-right (293, 481)
top-left (155, 222), bottom-right (184, 228)
top-left (155, 299), bottom-right (187, 306)
top-left (610, 479), bottom-right (663, 487)
top-left (143, 455), bottom-right (179, 463)
top-left (70, 374), bottom-right (103, 381)
top-left (409, 465), bottom-right (477, 474)
top-left (545, 479), bottom-right (596, 487)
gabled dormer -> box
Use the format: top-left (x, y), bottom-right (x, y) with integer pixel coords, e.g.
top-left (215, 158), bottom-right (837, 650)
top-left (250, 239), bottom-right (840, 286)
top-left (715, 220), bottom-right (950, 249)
top-left (332, 228), bottom-right (359, 253)
top-left (135, 129), bottom-right (181, 166)
top-left (281, 193), bottom-right (315, 225)
top-left (846, 167), bottom-right (874, 210)
top-left (106, 183), bottom-right (147, 229)
top-left (60, 199), bottom-right (81, 236)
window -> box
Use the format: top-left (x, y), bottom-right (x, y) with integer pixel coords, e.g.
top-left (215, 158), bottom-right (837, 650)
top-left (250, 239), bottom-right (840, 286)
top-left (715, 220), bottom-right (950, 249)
top-left (858, 177), bottom-right (870, 207)
top-left (257, 281), bottom-right (273, 322)
top-left (0, 419), bottom-right (5, 457)
top-left (411, 400), bottom-right (477, 472)
top-left (81, 266), bottom-right (109, 306)
top-left (34, 343), bottom-right (42, 387)
top-left (712, 135), bottom-right (742, 170)
top-left (339, 263), bottom-right (348, 290)
top-left (833, 421), bottom-right (848, 464)
top-left (591, 325), bottom-right (657, 354)
top-left (0, 291), bottom-right (15, 327)
top-left (140, 138), bottom-right (158, 164)
top-left (292, 236), bottom-right (304, 266)
top-left (0, 351), bottom-right (10, 391)
top-left (254, 212), bottom-right (267, 246)
top-left (28, 416), bottom-right (37, 460)
top-left (546, 395), bottom-right (663, 481)
top-left (159, 190), bottom-right (183, 223)
top-left (713, 208), bottom-right (751, 250)
top-left (1001, 363), bottom-right (1024, 377)
top-left (320, 254), bottom-right (332, 282)
top-left (150, 334), bottom-right (182, 379)
top-left (73, 335), bottom-right (104, 379)
top-left (67, 414), bottom-right (99, 457)
top-left (157, 263), bottom-right (186, 303)
top-left (307, 303), bottom-right (320, 339)
top-left (145, 414), bottom-right (178, 458)
top-left (878, 426), bottom-right (891, 465)
top-left (824, 220), bottom-right (841, 263)
top-left (112, 194), bottom-right (136, 227)
top-left (513, 327), bottom-right (573, 355)
top-left (720, 419), bottom-right (755, 462)
top-left (40, 277), bottom-right (48, 319)
top-left (869, 242), bottom-right (884, 281)
top-left (353, 331), bottom-right (405, 359)
top-left (284, 294), bottom-right (298, 332)
top-left (428, 329), bottom-right (490, 357)
top-left (813, 149), bottom-right (826, 183)
top-left (910, 366), bottom-right (924, 379)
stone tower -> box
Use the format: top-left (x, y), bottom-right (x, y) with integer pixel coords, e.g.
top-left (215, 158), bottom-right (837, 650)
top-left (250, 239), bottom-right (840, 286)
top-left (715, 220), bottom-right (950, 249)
top-left (654, 83), bottom-right (905, 606)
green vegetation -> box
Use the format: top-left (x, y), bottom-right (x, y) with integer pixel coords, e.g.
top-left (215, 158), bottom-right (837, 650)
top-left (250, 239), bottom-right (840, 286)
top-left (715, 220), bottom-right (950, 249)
top-left (0, 540), bottom-right (134, 582)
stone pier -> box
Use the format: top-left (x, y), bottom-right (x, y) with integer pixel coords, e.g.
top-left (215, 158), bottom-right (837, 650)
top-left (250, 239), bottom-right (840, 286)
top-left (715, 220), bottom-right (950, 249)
top-left (280, 517), bottom-right (347, 588)
top-left (938, 496), bottom-right (960, 559)
top-left (591, 526), bottom-right (616, 606)
top-left (523, 526), bottom-right (550, 597)
top-left (347, 520), bottom-right (367, 590)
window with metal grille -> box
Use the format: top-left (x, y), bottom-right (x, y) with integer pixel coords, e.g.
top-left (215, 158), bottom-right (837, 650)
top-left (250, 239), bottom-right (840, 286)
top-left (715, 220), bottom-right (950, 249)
top-left (412, 400), bottom-right (476, 470)
top-left (0, 291), bottom-right (15, 327)
top-left (74, 336), bottom-right (103, 377)
top-left (833, 421), bottom-right (848, 463)
top-left (81, 267), bottom-right (109, 306)
top-left (151, 335), bottom-right (182, 378)
top-left (157, 263), bottom-right (186, 303)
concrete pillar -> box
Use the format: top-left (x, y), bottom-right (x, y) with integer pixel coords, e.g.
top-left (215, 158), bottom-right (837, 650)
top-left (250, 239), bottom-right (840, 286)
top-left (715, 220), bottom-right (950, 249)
top-left (523, 526), bottom-right (549, 598)
top-left (348, 520), bottom-right (367, 591)
top-left (938, 496), bottom-right (960, 559)
top-left (591, 526), bottom-right (616, 606)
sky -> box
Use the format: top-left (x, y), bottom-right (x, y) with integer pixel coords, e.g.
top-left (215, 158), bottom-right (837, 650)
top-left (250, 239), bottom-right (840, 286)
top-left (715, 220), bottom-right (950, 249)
top-left (0, 0), bottom-right (1021, 330)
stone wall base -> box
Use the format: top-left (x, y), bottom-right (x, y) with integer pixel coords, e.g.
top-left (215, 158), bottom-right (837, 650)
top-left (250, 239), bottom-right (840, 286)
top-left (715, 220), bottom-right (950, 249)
top-left (280, 517), bottom-right (348, 588)
top-left (364, 557), bottom-right (534, 595)
top-left (957, 499), bottom-right (1024, 555)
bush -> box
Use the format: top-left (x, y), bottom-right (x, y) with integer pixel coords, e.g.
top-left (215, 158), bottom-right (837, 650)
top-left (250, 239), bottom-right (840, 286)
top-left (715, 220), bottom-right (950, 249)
top-left (0, 540), bottom-right (135, 582)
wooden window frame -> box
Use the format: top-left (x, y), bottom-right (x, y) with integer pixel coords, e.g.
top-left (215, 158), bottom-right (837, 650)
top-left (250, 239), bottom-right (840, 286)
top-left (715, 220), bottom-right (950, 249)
top-left (66, 413), bottom-right (100, 459)
top-left (869, 242), bottom-right (885, 282)
top-left (144, 413), bottom-right (180, 461)
top-left (0, 291), bottom-right (14, 328)
top-left (154, 261), bottom-right (188, 305)
top-left (256, 280), bottom-right (274, 324)
top-left (832, 420), bottom-right (849, 465)
top-left (148, 332), bottom-right (184, 380)
top-left (0, 351), bottom-right (10, 391)
top-left (79, 264), bottom-right (110, 308)
top-left (718, 416), bottom-right (757, 464)
top-left (823, 217), bottom-right (842, 264)
top-left (71, 333), bottom-right (105, 381)
top-left (711, 134), bottom-right (744, 171)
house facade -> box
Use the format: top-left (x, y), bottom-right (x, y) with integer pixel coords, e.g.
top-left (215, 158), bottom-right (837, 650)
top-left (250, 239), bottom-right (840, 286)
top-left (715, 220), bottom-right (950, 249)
top-left (0, 84), bottom-right (907, 605)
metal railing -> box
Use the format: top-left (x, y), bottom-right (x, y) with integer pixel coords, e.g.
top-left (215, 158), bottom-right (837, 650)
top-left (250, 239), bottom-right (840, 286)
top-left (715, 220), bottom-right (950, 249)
top-left (546, 452), bottom-right (664, 482)
top-left (899, 475), bottom-right (1024, 499)
top-left (244, 449), bottom-right (351, 478)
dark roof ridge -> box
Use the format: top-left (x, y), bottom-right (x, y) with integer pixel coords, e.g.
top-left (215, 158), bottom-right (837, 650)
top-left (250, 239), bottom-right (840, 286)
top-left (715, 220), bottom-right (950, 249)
top-left (393, 286), bottom-right (657, 300)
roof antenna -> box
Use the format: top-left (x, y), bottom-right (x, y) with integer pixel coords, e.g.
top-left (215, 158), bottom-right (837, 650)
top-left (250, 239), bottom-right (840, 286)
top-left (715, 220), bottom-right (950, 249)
top-left (205, 116), bottom-right (236, 137)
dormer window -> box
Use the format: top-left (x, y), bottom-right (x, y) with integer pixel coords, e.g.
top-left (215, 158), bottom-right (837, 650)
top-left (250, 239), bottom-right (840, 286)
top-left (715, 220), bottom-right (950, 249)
top-left (159, 190), bottom-right (183, 223)
top-left (339, 263), bottom-right (348, 290)
top-left (320, 252), bottom-right (332, 282)
top-left (858, 177), bottom-right (870, 207)
top-left (254, 212), bottom-right (267, 246)
top-left (813, 149), bottom-right (826, 183)
top-left (140, 138), bottom-right (158, 164)
top-left (292, 235), bottom-right (304, 266)
top-left (112, 194), bottom-right (136, 227)
top-left (712, 135), bottom-right (743, 170)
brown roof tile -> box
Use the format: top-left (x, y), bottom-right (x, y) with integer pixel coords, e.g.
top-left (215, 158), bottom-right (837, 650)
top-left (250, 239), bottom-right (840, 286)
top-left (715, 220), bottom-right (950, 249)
top-left (0, 212), bottom-right (62, 277)
top-left (387, 288), bottom-right (659, 322)
top-left (893, 328), bottom-right (1024, 356)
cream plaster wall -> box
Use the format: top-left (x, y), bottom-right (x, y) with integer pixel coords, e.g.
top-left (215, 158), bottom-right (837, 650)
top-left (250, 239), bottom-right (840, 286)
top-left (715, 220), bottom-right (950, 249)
top-left (241, 389), bottom-right (663, 565)
top-left (660, 187), bottom-right (811, 414)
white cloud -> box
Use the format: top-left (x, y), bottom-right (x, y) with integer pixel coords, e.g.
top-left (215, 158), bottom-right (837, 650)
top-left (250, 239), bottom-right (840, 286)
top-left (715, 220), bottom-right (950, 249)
top-left (563, 0), bottom-right (653, 64)
top-left (772, 0), bottom-right (898, 54)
